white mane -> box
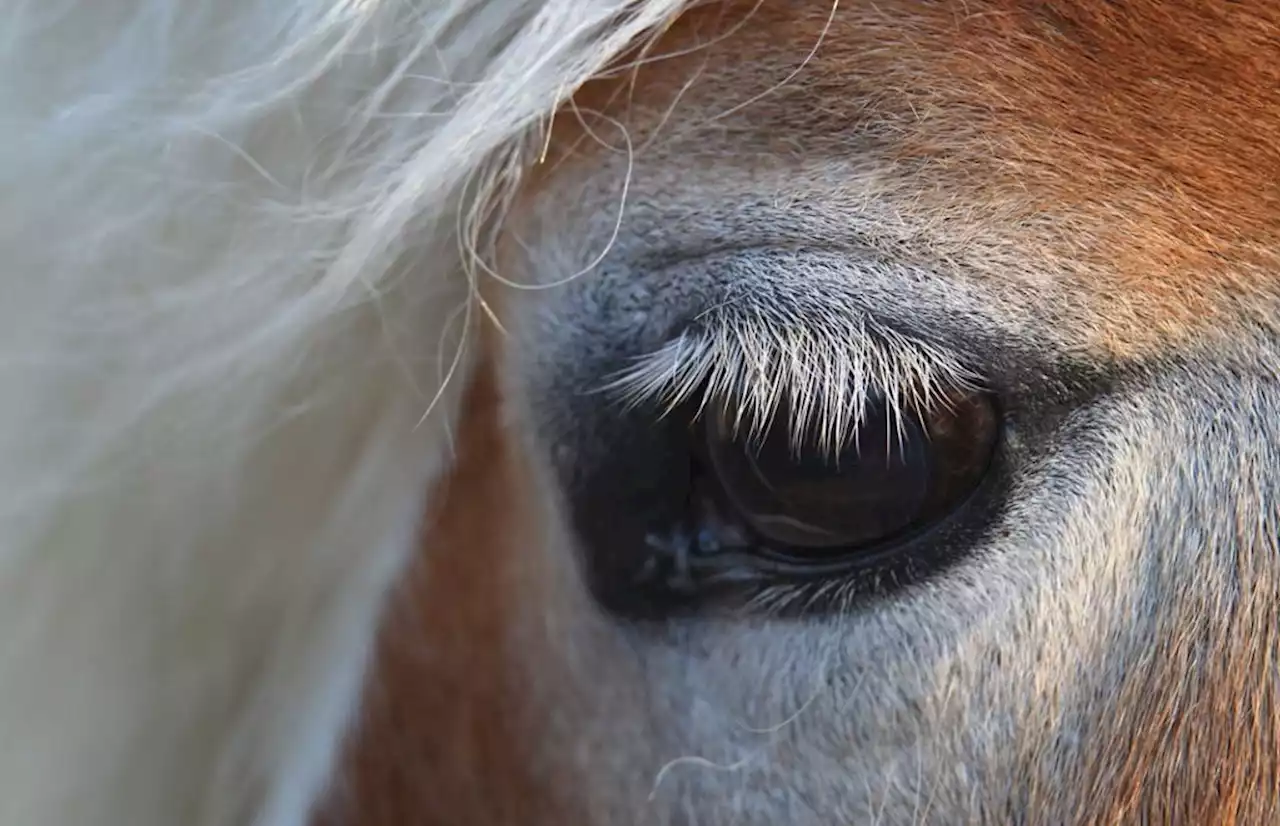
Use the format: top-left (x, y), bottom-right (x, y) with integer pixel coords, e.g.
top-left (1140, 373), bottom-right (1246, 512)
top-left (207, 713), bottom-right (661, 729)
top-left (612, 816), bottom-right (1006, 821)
top-left (0, 0), bottom-right (688, 823)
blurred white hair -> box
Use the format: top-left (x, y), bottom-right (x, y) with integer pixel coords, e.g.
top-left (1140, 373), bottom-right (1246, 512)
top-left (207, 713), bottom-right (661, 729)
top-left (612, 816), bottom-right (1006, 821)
top-left (0, 0), bottom-right (689, 823)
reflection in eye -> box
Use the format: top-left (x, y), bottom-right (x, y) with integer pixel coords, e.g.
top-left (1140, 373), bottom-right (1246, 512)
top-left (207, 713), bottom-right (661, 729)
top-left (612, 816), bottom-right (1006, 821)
top-left (706, 394), bottom-right (934, 549)
top-left (692, 388), bottom-right (998, 567)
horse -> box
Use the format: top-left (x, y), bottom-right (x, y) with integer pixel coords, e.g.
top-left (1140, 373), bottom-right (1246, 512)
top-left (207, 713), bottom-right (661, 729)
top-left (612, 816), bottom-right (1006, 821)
top-left (3, 1), bottom-right (1277, 824)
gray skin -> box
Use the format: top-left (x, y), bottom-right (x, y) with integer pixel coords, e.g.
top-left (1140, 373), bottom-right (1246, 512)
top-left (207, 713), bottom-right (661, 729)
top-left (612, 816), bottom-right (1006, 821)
top-left (483, 32), bottom-right (1280, 826)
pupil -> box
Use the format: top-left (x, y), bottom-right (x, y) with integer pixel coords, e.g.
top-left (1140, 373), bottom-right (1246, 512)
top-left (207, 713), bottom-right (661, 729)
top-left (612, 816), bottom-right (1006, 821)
top-left (706, 400), bottom-right (932, 550)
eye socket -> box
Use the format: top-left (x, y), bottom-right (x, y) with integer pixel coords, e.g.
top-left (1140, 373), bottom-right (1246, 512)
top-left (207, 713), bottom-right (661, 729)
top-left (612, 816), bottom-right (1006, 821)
top-left (693, 389), bottom-right (999, 565)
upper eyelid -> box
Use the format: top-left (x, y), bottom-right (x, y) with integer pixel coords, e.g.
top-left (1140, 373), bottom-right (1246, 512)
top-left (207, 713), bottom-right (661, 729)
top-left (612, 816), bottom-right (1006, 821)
top-left (597, 243), bottom-right (1113, 400)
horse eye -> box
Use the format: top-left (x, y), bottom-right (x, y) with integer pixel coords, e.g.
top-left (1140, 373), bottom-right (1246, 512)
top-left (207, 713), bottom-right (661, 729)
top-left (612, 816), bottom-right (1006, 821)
top-left (697, 390), bottom-right (998, 561)
top-left (564, 377), bottom-right (1003, 617)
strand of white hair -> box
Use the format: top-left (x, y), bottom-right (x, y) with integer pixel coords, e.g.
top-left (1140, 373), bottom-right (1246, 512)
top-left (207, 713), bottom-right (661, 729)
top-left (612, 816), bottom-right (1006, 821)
top-left (0, 0), bottom-right (688, 823)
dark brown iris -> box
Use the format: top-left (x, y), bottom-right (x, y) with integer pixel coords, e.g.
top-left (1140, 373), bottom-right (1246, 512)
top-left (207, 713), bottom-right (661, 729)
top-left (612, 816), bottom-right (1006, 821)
top-left (701, 390), bottom-right (998, 557)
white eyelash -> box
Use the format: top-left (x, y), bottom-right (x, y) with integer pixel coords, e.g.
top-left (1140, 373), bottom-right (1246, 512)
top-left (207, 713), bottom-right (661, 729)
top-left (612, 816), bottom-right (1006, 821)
top-left (601, 309), bottom-right (981, 456)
